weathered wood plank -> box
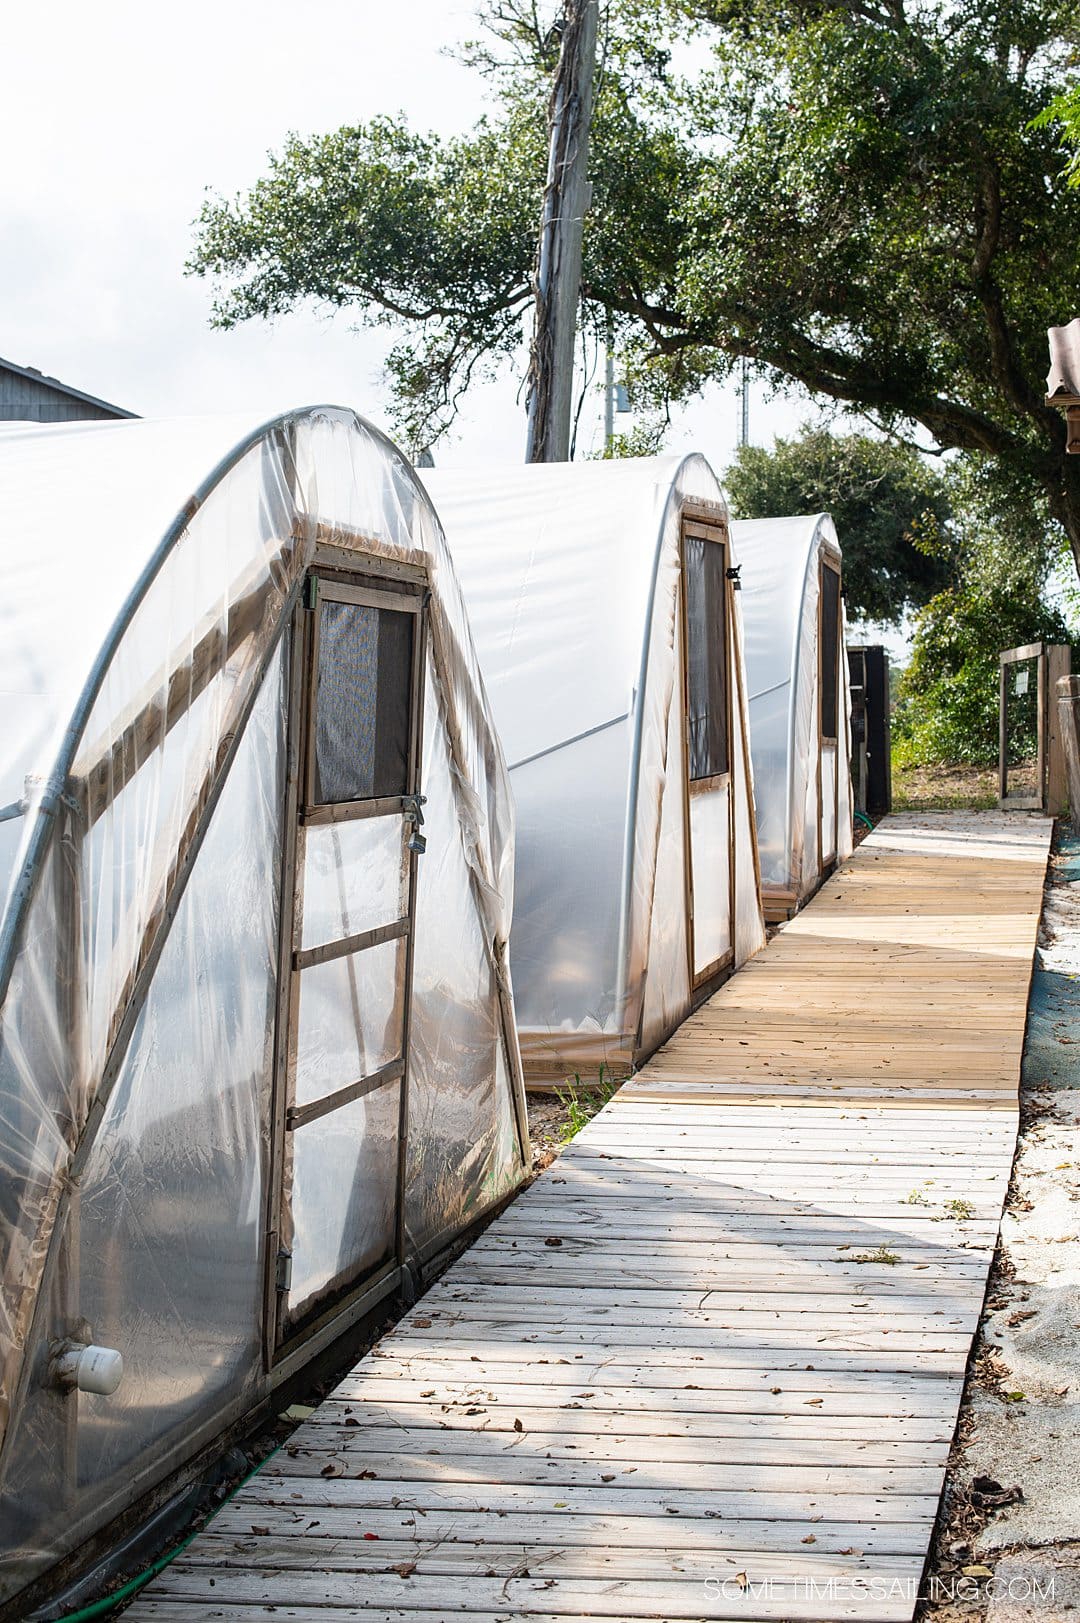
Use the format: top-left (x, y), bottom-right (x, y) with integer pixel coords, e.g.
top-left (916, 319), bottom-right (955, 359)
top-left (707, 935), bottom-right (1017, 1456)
top-left (272, 1422), bottom-right (951, 1466)
top-left (328, 1377), bottom-right (965, 1419)
top-left (197, 1501), bottom-right (936, 1554)
top-left (304, 1398), bottom-right (958, 1443)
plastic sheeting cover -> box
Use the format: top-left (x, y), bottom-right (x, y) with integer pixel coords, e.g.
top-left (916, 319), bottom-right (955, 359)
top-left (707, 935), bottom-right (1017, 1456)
top-left (422, 456), bottom-right (765, 1074)
top-left (0, 408), bottom-right (527, 1605)
top-left (732, 513), bottom-right (854, 900)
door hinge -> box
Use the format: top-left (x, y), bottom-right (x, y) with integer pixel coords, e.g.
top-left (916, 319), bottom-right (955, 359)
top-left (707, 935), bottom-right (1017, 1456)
top-left (275, 1248), bottom-right (293, 1293)
top-left (304, 575), bottom-right (320, 612)
top-left (726, 565), bottom-right (742, 590)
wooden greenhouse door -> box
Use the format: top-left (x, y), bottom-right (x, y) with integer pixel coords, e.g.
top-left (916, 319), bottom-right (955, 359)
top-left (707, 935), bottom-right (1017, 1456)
top-left (818, 560), bottom-right (842, 869)
top-left (680, 515), bottom-right (736, 991)
top-left (267, 568), bottom-right (427, 1360)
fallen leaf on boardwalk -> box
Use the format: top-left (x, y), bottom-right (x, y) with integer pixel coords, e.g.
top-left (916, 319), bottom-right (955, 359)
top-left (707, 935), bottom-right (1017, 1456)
top-left (554, 1501), bottom-right (568, 1508)
top-left (513, 1418), bottom-right (524, 1432)
top-left (420, 1390), bottom-right (435, 1397)
top-left (344, 1416), bottom-right (360, 1428)
top-left (362, 1532), bottom-right (380, 1541)
top-left (805, 1397), bottom-right (823, 1406)
top-left (770, 1386), bottom-right (782, 1394)
top-left (601, 1474), bottom-right (616, 1482)
top-left (320, 1462), bottom-right (344, 1477)
top-left (358, 1470), bottom-right (377, 1480)
top-left (413, 1318), bottom-right (432, 1328)
top-left (838, 1548), bottom-right (863, 1557)
top-left (735, 1572), bottom-right (748, 1589)
top-left (544, 1236), bottom-right (563, 1248)
top-left (393, 1562), bottom-right (417, 1578)
top-left (250, 1526), bottom-right (269, 1536)
top-left (802, 1534), bottom-right (817, 1544)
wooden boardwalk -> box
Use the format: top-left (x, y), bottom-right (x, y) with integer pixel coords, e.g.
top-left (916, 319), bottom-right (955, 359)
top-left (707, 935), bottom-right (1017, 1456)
top-left (129, 811), bottom-right (1052, 1623)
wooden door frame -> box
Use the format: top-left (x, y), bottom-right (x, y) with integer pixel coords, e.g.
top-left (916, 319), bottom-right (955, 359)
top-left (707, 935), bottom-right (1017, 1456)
top-left (678, 508), bottom-right (737, 994)
top-left (263, 557), bottom-right (429, 1369)
top-left (816, 557), bottom-right (843, 874)
top-left (998, 641), bottom-right (1071, 813)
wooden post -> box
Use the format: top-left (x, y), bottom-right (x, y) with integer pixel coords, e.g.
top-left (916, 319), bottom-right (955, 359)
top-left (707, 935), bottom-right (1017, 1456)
top-left (1056, 672), bottom-right (1080, 830)
top-left (1046, 645), bottom-right (1072, 817)
top-left (525, 0), bottom-right (600, 463)
top-left (998, 662), bottom-right (1008, 803)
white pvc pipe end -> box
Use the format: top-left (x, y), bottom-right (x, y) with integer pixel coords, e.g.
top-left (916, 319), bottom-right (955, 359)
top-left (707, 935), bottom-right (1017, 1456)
top-left (53, 1343), bottom-right (124, 1396)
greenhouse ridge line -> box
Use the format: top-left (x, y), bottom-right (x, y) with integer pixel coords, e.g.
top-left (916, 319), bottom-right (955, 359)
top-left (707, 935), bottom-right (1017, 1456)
top-left (127, 810), bottom-right (1051, 1623)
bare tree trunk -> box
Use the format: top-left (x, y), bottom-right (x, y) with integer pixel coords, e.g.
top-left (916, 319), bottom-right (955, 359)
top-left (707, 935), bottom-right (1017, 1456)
top-left (525, 0), bottom-right (600, 463)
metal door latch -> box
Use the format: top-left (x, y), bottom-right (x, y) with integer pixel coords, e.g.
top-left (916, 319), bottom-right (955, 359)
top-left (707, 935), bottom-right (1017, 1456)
top-left (403, 794), bottom-right (427, 854)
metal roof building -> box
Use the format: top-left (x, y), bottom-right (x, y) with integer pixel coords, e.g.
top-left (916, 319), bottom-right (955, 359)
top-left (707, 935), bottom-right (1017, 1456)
top-left (0, 355), bottom-right (136, 423)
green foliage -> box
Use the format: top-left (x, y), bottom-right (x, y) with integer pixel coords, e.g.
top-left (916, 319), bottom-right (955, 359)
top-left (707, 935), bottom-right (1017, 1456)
top-left (554, 1067), bottom-right (619, 1142)
top-left (1033, 81), bottom-right (1080, 184)
top-left (188, 0), bottom-right (1080, 554)
top-left (592, 419), bottom-right (669, 457)
top-left (189, 111), bottom-right (546, 450)
top-left (892, 461), bottom-right (1074, 766)
top-left (724, 427), bottom-right (954, 624)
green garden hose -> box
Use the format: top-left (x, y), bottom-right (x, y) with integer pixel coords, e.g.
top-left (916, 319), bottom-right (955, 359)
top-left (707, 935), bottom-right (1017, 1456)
top-left (52, 1446), bottom-right (279, 1621)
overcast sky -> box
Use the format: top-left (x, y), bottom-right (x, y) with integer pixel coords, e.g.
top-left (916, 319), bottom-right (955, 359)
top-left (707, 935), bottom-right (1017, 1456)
top-left (0, 0), bottom-right (818, 472)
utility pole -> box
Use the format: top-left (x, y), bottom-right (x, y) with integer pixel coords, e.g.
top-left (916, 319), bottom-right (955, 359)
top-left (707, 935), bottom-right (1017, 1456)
top-left (604, 310), bottom-right (615, 453)
top-left (739, 356), bottom-right (750, 448)
top-left (525, 0), bottom-right (600, 463)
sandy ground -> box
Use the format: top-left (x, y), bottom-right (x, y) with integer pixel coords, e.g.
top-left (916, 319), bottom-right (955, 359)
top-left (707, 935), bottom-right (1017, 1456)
top-left (894, 762), bottom-right (999, 813)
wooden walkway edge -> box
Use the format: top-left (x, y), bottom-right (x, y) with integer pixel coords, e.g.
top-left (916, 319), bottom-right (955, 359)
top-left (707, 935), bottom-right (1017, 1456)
top-left (128, 811), bottom-right (1053, 1623)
